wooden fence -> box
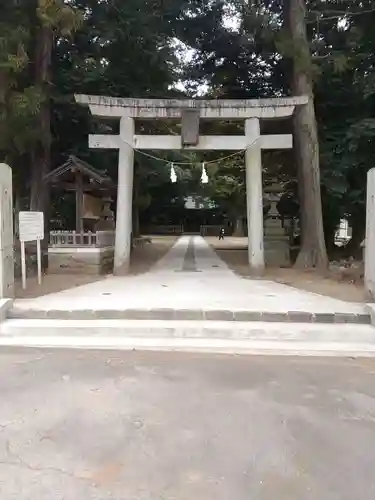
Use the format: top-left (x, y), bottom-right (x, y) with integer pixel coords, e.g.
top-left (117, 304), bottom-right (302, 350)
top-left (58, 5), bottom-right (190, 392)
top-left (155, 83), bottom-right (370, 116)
top-left (49, 230), bottom-right (115, 247)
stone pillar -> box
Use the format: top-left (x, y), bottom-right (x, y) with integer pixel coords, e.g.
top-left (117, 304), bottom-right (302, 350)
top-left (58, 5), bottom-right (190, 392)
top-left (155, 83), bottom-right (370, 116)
top-left (264, 183), bottom-right (290, 267)
top-left (0, 164), bottom-right (14, 297)
top-left (365, 168), bottom-right (375, 299)
top-left (114, 117), bottom-right (134, 275)
top-left (245, 118), bottom-right (265, 273)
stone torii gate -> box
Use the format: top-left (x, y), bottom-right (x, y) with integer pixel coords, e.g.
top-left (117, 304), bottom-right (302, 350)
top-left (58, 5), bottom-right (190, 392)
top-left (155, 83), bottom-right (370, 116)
top-left (76, 95), bottom-right (307, 276)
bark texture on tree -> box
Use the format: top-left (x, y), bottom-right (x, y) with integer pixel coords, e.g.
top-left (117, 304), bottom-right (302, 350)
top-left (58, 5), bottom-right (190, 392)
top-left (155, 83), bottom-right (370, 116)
top-left (30, 1), bottom-right (53, 271)
top-left (286, 0), bottom-right (328, 269)
top-left (30, 17), bottom-right (52, 212)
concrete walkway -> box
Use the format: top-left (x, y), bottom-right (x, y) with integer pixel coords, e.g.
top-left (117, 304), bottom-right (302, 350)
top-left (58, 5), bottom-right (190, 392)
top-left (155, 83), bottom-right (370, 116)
top-left (1, 349), bottom-right (375, 500)
top-left (13, 236), bottom-right (367, 315)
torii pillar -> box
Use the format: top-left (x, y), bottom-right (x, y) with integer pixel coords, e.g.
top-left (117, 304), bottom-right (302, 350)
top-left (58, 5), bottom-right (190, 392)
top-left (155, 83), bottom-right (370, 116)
top-left (245, 118), bottom-right (263, 271)
top-left (116, 117), bottom-right (134, 275)
top-left (75, 95), bottom-right (307, 275)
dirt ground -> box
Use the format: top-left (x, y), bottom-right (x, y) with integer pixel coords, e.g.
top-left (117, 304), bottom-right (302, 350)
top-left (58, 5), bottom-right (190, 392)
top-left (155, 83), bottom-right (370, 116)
top-left (128, 235), bottom-right (178, 275)
top-left (14, 235), bottom-right (368, 303)
top-left (15, 235), bottom-right (177, 299)
top-left (206, 237), bottom-right (368, 303)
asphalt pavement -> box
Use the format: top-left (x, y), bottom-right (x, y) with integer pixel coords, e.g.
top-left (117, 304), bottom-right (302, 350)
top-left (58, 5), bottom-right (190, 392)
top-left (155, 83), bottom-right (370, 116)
top-left (0, 349), bottom-right (375, 499)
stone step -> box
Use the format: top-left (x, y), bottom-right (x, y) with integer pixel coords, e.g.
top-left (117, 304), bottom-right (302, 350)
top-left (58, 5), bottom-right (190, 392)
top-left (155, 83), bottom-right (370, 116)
top-left (7, 306), bottom-right (371, 324)
top-left (2, 318), bottom-right (375, 340)
top-left (1, 319), bottom-right (375, 356)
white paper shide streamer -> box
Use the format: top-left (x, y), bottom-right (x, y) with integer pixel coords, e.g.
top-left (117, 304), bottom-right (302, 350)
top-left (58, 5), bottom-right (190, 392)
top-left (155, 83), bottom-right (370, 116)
top-left (201, 162), bottom-right (208, 184)
top-left (170, 163), bottom-right (177, 183)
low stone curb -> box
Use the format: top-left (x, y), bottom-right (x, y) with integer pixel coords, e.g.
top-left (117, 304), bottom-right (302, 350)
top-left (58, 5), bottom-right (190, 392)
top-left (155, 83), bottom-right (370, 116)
top-left (0, 299), bottom-right (13, 323)
top-left (1, 336), bottom-right (375, 357)
top-left (8, 307), bottom-right (371, 325)
top-left (365, 304), bottom-right (375, 325)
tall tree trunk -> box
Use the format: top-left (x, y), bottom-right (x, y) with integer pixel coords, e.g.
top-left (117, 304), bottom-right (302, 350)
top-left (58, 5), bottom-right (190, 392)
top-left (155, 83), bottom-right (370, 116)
top-left (285, 0), bottom-right (328, 269)
top-left (30, 0), bottom-right (53, 271)
top-left (30, 7), bottom-right (52, 211)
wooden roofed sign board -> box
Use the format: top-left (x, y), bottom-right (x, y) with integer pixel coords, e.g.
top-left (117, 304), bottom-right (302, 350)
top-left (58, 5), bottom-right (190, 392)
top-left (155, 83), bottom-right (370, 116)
top-left (44, 155), bottom-right (114, 233)
top-left (19, 211), bottom-right (44, 289)
top-left (83, 193), bottom-right (103, 219)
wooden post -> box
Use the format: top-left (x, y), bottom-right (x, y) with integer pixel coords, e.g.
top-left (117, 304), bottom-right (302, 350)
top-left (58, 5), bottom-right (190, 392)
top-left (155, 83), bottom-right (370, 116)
top-left (75, 170), bottom-right (84, 233)
top-left (21, 241), bottom-right (26, 290)
top-left (365, 168), bottom-right (375, 299)
top-left (0, 163), bottom-right (14, 297)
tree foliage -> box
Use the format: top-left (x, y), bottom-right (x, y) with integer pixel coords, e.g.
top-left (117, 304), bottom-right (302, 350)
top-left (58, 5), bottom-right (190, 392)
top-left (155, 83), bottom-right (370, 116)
top-left (0, 0), bottom-right (374, 262)
top-left (176, 0), bottom-right (375, 258)
top-left (0, 1), bottom-right (41, 168)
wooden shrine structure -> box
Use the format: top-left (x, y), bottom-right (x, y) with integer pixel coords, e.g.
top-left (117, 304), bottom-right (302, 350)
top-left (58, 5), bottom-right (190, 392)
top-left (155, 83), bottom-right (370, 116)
top-left (43, 155), bottom-right (114, 232)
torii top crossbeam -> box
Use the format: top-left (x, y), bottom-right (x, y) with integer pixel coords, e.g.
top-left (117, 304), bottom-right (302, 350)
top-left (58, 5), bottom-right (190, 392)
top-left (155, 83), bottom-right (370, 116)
top-left (75, 94), bottom-right (308, 120)
top-left (76, 94), bottom-right (309, 151)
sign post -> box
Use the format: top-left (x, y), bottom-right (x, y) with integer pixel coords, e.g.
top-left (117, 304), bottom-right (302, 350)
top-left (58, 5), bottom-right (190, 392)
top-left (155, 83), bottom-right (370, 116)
top-left (19, 211), bottom-right (44, 289)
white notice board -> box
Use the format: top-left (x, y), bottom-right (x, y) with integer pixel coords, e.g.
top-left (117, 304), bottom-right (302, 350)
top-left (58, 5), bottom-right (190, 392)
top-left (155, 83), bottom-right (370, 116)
top-left (18, 211), bottom-right (44, 289)
top-left (19, 211), bottom-right (44, 242)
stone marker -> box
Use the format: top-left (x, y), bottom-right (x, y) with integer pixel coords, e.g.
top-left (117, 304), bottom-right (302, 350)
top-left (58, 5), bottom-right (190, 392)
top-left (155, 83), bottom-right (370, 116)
top-left (264, 183), bottom-right (290, 267)
top-left (0, 164), bottom-right (14, 298)
top-left (365, 168), bottom-right (375, 299)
